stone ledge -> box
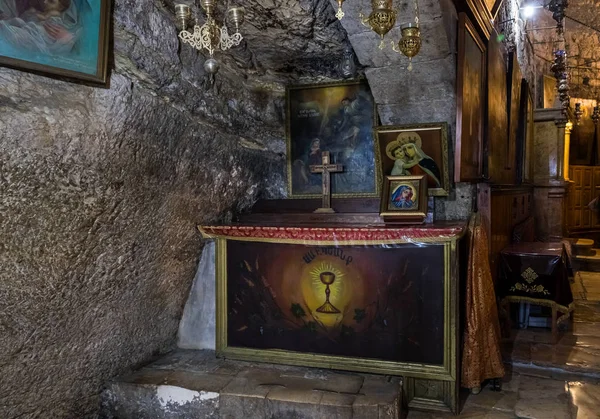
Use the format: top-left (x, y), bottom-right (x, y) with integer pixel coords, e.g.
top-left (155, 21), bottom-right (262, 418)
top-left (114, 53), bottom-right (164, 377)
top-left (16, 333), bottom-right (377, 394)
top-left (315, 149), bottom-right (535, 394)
top-left (100, 349), bottom-right (403, 419)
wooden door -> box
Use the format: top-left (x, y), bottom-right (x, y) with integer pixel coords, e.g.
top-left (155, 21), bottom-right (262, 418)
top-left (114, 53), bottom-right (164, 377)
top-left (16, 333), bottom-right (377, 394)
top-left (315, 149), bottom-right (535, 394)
top-left (567, 165), bottom-right (594, 231)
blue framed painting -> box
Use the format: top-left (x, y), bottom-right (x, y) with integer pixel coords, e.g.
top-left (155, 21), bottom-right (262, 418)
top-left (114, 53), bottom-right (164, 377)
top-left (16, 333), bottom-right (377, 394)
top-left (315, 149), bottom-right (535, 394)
top-left (0, 0), bottom-right (110, 83)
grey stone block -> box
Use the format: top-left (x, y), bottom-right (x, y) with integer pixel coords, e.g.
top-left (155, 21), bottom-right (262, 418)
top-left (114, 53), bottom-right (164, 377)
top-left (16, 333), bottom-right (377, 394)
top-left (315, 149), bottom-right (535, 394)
top-left (101, 349), bottom-right (403, 419)
top-left (178, 241), bottom-right (216, 350)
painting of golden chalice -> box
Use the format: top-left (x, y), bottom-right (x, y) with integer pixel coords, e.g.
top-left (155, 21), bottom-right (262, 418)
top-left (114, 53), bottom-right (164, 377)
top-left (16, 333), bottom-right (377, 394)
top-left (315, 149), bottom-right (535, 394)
top-left (316, 271), bottom-right (341, 313)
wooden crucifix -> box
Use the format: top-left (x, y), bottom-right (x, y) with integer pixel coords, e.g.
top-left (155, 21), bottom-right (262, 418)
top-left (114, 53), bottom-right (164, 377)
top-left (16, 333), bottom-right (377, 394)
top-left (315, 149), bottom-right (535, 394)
top-left (310, 151), bottom-right (344, 213)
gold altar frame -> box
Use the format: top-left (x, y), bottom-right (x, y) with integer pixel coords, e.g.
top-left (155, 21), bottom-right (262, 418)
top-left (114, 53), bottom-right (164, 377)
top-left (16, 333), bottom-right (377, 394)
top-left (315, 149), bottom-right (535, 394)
top-left (213, 236), bottom-right (459, 382)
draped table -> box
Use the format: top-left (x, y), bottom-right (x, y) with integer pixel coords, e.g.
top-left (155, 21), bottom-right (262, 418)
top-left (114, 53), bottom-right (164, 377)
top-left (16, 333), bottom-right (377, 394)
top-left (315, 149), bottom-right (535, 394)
top-left (497, 242), bottom-right (574, 340)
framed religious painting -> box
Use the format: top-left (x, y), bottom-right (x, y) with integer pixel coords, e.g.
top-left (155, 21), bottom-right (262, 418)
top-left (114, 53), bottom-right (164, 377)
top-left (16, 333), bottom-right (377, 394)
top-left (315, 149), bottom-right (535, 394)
top-left (540, 74), bottom-right (559, 109)
top-left (524, 89), bottom-right (534, 182)
top-left (286, 80), bottom-right (381, 199)
top-left (507, 52), bottom-right (522, 171)
top-left (516, 80), bottom-right (534, 183)
top-left (486, 38), bottom-right (511, 184)
top-left (570, 99), bottom-right (597, 166)
top-left (455, 13), bottom-right (486, 183)
top-left (0, 0), bottom-right (111, 84)
top-left (374, 123), bottom-right (450, 196)
top-left (380, 175), bottom-right (427, 224)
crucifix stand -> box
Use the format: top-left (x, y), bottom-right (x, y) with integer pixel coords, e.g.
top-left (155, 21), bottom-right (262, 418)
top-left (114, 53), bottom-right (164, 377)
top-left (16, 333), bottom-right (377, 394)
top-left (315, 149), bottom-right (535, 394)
top-left (310, 151), bottom-right (344, 213)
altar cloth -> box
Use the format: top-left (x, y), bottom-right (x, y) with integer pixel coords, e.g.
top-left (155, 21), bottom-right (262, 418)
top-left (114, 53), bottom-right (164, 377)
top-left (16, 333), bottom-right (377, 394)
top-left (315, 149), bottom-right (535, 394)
top-left (199, 223), bottom-right (466, 245)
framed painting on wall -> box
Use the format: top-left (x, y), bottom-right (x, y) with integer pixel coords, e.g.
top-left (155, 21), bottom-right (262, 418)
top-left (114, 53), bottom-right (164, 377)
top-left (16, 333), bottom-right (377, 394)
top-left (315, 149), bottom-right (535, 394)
top-left (286, 81), bottom-right (381, 199)
top-left (375, 123), bottom-right (449, 196)
top-left (486, 39), bottom-right (510, 183)
top-left (540, 74), bottom-right (559, 109)
top-left (0, 0), bottom-right (111, 83)
top-left (507, 52), bottom-right (522, 171)
top-left (516, 80), bottom-right (534, 183)
top-left (570, 99), bottom-right (597, 166)
top-left (525, 91), bottom-right (534, 182)
top-left (455, 13), bottom-right (486, 183)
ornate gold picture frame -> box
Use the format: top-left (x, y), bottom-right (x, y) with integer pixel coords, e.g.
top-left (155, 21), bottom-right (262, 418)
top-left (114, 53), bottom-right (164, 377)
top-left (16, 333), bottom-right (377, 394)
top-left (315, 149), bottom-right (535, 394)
top-left (286, 80), bottom-right (381, 199)
top-left (380, 175), bottom-right (428, 223)
top-left (374, 123), bottom-right (450, 197)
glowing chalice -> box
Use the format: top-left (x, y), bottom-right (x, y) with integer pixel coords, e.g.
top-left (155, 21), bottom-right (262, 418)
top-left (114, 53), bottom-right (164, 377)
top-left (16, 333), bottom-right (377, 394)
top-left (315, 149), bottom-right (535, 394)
top-left (316, 271), bottom-right (341, 314)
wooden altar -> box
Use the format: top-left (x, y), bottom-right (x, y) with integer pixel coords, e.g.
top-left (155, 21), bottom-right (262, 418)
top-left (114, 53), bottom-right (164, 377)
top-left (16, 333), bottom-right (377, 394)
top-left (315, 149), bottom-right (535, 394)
top-left (199, 208), bottom-right (466, 414)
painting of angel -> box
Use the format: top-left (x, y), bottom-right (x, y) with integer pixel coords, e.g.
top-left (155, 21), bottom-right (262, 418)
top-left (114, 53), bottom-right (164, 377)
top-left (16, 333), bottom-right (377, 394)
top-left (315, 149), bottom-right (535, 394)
top-left (286, 81), bottom-right (381, 198)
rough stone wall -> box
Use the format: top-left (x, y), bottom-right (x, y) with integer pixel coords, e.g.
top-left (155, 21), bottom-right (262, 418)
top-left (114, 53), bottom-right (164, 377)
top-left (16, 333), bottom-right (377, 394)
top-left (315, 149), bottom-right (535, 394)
top-left (0, 0), bottom-right (287, 417)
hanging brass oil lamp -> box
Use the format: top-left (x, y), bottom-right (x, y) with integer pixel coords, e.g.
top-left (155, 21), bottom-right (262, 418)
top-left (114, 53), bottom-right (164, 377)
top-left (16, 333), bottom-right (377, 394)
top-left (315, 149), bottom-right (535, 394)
top-left (392, 0), bottom-right (421, 70)
top-left (397, 23), bottom-right (421, 70)
top-left (361, 0), bottom-right (397, 49)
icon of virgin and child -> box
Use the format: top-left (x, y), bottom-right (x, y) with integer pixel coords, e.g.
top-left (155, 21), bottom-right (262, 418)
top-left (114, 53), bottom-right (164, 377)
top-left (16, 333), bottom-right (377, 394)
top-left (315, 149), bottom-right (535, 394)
top-left (385, 132), bottom-right (442, 188)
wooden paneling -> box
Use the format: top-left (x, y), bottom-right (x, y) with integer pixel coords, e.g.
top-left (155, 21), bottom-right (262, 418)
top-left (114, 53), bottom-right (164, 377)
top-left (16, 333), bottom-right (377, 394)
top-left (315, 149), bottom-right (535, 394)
top-left (486, 40), bottom-right (515, 184)
top-left (478, 184), bottom-right (533, 280)
top-left (455, 13), bottom-right (486, 182)
top-left (567, 165), bottom-right (599, 232)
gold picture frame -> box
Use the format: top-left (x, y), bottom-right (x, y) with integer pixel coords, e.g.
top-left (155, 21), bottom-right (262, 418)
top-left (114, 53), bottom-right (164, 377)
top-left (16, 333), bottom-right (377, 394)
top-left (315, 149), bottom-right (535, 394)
top-left (380, 175), bottom-right (428, 223)
top-left (286, 80), bottom-right (382, 199)
top-left (210, 235), bottom-right (458, 382)
top-left (374, 123), bottom-right (450, 196)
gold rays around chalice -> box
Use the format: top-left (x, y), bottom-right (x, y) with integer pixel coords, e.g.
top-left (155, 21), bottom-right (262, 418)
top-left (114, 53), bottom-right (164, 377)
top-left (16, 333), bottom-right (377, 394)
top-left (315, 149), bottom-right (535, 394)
top-left (310, 262), bottom-right (344, 314)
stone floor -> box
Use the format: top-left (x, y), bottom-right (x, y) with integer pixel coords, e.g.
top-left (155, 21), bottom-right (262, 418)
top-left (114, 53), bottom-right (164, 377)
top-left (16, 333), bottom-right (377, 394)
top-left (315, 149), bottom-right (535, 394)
top-left (410, 270), bottom-right (600, 418)
top-left (500, 271), bottom-right (600, 380)
top-left (406, 370), bottom-right (600, 418)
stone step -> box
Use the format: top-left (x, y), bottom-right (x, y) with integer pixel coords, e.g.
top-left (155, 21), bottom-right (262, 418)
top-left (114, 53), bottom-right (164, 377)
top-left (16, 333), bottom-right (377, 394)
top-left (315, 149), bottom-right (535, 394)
top-left (570, 238), bottom-right (595, 256)
top-left (100, 349), bottom-right (403, 419)
top-left (573, 249), bottom-right (600, 272)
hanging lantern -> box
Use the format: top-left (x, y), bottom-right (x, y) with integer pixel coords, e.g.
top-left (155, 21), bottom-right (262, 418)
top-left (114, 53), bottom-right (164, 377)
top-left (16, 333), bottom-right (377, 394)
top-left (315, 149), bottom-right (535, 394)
top-left (361, 0), bottom-right (397, 49)
top-left (397, 23), bottom-right (421, 71)
top-left (391, 0), bottom-right (421, 70)
top-left (592, 105), bottom-right (600, 125)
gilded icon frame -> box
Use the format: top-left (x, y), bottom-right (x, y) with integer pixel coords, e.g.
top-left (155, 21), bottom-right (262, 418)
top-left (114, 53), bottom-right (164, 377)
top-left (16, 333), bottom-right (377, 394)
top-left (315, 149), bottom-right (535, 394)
top-left (380, 175), bottom-right (428, 223)
top-left (374, 123), bottom-right (450, 197)
top-left (286, 80), bottom-right (382, 199)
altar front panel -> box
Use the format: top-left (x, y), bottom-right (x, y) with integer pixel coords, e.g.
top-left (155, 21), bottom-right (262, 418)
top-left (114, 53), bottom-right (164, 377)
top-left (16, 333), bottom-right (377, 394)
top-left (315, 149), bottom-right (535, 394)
top-left (226, 241), bottom-right (445, 366)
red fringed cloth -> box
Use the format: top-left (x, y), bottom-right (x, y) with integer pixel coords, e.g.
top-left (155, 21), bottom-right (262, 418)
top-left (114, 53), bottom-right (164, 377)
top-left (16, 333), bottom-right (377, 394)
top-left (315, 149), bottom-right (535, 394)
top-left (461, 213), bottom-right (505, 389)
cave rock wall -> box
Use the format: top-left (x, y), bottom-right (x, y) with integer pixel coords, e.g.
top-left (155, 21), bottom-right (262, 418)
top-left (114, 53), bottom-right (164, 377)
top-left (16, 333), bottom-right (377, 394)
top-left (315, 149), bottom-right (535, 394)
top-left (0, 0), bottom-right (285, 417)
